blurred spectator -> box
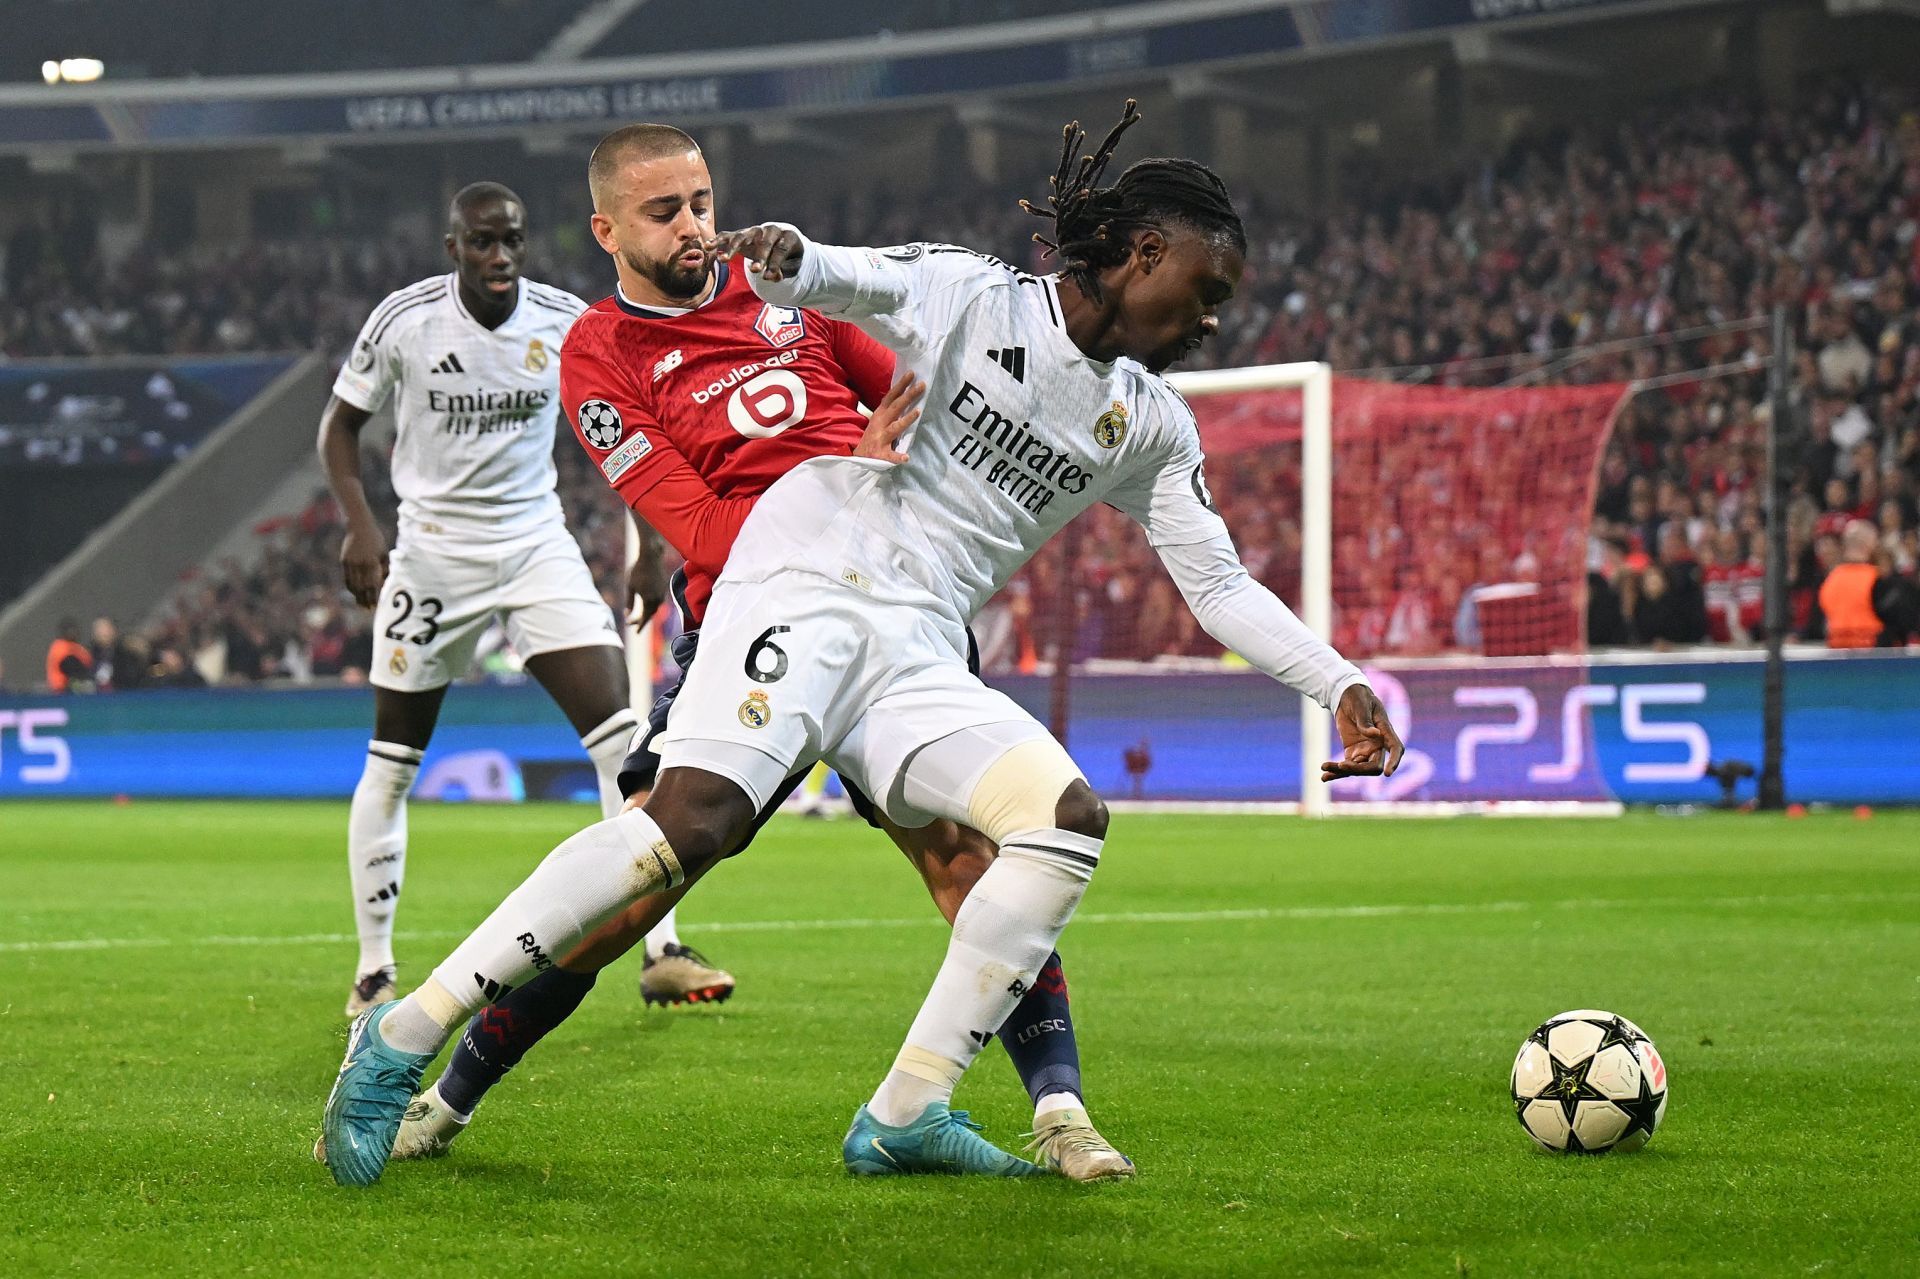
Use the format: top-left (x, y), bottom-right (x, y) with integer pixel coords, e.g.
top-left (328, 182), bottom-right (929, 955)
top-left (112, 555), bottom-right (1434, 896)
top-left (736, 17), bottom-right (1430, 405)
top-left (1587, 542), bottom-right (1629, 646)
top-left (46, 619), bottom-right (94, 693)
top-left (89, 616), bottom-right (144, 691)
top-left (1819, 519), bottom-right (1883, 647)
top-left (1632, 563), bottom-right (1707, 648)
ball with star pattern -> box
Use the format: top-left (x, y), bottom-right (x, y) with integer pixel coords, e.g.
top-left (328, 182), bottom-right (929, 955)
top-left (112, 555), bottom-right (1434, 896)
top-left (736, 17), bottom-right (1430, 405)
top-left (1511, 1009), bottom-right (1668, 1153)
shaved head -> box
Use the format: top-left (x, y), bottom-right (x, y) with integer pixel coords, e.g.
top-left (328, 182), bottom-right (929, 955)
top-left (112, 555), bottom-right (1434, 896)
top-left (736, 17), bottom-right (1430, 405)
top-left (449, 180), bottom-right (523, 231)
top-left (589, 124), bottom-right (700, 211)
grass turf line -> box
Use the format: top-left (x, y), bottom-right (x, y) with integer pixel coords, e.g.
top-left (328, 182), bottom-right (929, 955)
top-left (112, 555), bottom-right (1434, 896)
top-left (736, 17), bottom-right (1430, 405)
top-left (2, 801), bottom-right (1916, 1276)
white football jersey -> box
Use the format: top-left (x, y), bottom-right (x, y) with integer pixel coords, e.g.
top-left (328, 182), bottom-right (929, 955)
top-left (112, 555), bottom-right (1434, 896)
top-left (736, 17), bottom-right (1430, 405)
top-left (742, 235), bottom-right (1365, 711)
top-left (333, 274), bottom-right (586, 544)
top-left (741, 243), bottom-right (1225, 622)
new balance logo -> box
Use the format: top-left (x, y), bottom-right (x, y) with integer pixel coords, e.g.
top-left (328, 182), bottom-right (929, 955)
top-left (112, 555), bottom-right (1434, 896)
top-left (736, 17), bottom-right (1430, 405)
top-left (985, 346), bottom-right (1026, 382)
top-left (431, 353), bottom-right (465, 374)
top-left (652, 349), bottom-right (684, 383)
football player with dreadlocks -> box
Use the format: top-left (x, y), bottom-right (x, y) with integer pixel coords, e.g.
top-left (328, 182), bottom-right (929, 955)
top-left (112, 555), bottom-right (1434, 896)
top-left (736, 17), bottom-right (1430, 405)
top-left (318, 101), bottom-right (1403, 1185)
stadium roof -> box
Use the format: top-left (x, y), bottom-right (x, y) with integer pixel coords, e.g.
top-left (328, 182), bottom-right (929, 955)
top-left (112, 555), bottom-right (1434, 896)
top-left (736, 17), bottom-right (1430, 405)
top-left (0, 0), bottom-right (1756, 156)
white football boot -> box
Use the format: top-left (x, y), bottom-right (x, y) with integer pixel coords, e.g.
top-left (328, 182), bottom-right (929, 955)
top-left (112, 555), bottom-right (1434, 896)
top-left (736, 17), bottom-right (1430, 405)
top-left (1025, 1107), bottom-right (1136, 1182)
top-left (390, 1082), bottom-right (470, 1160)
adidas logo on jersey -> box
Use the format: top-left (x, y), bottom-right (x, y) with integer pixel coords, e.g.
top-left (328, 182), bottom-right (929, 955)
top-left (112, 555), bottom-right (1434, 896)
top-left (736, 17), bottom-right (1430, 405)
top-left (985, 346), bottom-right (1026, 383)
top-left (652, 349), bottom-right (684, 383)
top-left (431, 353), bottom-right (465, 374)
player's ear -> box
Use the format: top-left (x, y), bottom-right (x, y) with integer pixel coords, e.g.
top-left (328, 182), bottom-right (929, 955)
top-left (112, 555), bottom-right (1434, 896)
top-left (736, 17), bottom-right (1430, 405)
top-left (588, 211), bottom-right (618, 255)
top-left (443, 232), bottom-right (458, 264)
top-left (1134, 227), bottom-right (1166, 274)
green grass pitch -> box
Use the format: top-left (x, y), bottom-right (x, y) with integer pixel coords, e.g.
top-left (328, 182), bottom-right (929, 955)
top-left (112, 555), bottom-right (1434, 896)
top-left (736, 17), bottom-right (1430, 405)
top-left (3, 800), bottom-right (1918, 1276)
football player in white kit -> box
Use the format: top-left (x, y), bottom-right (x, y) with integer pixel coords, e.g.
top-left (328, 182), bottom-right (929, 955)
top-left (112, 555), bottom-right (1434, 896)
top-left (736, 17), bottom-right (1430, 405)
top-left (318, 182), bottom-right (730, 1017)
top-left (319, 107), bottom-right (1404, 1187)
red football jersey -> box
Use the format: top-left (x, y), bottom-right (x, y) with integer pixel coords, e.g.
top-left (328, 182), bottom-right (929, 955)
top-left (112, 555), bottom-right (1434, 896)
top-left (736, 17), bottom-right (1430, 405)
top-left (560, 259), bottom-right (895, 620)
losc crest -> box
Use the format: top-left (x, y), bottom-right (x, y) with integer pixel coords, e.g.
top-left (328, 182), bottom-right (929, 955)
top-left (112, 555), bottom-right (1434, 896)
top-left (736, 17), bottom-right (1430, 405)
top-left (753, 304), bottom-right (805, 349)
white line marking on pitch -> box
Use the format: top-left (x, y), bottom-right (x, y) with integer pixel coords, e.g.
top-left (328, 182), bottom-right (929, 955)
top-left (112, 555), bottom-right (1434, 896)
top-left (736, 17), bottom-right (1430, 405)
top-left (2, 890), bottom-right (1912, 956)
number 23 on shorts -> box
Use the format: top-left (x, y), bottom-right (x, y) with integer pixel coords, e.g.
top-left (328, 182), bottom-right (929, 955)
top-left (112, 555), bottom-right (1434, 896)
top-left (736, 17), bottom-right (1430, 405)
top-left (383, 588), bottom-right (444, 647)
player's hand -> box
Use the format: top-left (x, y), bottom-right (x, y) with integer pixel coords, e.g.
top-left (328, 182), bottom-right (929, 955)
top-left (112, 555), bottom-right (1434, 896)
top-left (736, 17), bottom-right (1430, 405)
top-left (1322, 683), bottom-right (1405, 782)
top-left (627, 550), bottom-right (669, 627)
top-left (707, 224), bottom-right (805, 283)
top-left (855, 371), bottom-right (926, 464)
top-left (340, 521), bottom-right (389, 610)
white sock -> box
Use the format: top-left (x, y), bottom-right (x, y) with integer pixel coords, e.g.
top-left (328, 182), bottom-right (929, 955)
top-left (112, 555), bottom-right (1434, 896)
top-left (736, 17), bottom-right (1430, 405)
top-left (868, 830), bottom-right (1100, 1126)
top-left (644, 905), bottom-right (681, 958)
top-left (348, 741), bottom-right (422, 975)
top-left (380, 807), bottom-right (685, 1057)
top-left (581, 709), bottom-right (640, 820)
top-left (869, 1065), bottom-right (953, 1128)
top-left (1035, 1091), bottom-right (1083, 1126)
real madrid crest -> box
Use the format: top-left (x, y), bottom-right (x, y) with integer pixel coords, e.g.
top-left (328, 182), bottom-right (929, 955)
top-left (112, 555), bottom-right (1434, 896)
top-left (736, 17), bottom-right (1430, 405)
top-left (525, 337), bottom-right (549, 372)
top-left (1092, 400), bottom-right (1129, 449)
top-left (738, 690), bottom-right (771, 729)
top-left (389, 649), bottom-right (409, 676)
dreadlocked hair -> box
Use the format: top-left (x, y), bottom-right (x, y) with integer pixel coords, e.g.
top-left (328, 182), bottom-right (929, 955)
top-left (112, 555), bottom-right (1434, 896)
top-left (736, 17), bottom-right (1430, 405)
top-left (1019, 99), bottom-right (1246, 301)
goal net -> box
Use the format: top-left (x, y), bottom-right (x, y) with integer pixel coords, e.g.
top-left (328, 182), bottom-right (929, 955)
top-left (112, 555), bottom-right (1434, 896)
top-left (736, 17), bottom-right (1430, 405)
top-left (986, 364), bottom-right (1629, 814)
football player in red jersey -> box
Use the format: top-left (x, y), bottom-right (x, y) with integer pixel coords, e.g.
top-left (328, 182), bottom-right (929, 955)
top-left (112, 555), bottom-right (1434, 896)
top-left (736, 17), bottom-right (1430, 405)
top-left (390, 124), bottom-right (1129, 1182)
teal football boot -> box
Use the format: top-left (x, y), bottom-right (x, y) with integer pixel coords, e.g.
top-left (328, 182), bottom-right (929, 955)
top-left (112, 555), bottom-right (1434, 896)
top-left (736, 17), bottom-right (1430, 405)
top-left (318, 1001), bottom-right (434, 1186)
top-left (843, 1102), bottom-right (1040, 1177)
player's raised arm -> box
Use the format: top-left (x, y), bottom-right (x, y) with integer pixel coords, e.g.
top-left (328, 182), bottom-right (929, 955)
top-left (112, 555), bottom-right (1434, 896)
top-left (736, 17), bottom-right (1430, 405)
top-left (708, 225), bottom-right (979, 352)
top-left (1108, 423), bottom-right (1403, 780)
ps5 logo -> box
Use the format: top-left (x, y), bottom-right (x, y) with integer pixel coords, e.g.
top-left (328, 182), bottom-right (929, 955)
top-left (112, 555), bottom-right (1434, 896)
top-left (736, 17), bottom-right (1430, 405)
top-left (0, 708), bottom-right (72, 784)
top-left (1454, 683), bottom-right (1709, 784)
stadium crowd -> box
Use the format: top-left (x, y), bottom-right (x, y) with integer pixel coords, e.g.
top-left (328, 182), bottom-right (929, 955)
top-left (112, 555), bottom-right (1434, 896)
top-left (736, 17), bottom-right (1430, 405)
top-left (12, 77), bottom-right (1919, 686)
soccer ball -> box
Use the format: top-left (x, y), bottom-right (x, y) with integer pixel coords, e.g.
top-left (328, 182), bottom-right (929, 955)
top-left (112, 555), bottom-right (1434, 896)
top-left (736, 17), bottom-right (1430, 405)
top-left (1510, 1009), bottom-right (1668, 1153)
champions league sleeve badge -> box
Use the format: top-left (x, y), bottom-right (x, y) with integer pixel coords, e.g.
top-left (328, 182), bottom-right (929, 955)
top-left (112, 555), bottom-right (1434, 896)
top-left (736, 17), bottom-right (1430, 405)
top-left (578, 399), bottom-right (624, 449)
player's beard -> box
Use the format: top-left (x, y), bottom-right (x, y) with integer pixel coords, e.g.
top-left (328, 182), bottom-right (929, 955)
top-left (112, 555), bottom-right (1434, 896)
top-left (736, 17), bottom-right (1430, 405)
top-left (626, 245), bottom-right (709, 302)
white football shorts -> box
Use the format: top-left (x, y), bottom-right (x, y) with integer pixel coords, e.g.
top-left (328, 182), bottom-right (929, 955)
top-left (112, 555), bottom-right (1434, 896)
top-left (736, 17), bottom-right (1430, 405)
top-left (370, 523), bottom-right (621, 693)
top-left (651, 570), bottom-right (1044, 828)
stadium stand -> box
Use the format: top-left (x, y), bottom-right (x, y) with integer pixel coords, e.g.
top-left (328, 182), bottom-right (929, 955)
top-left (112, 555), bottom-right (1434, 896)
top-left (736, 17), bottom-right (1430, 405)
top-left (3, 76), bottom-right (1916, 686)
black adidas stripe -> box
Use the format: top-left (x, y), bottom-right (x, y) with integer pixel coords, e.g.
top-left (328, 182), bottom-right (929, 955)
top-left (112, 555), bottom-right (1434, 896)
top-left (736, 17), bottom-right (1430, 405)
top-left (1005, 840), bottom-right (1100, 871)
top-left (367, 745), bottom-right (423, 766)
top-left (582, 712), bottom-right (639, 751)
top-left (524, 293), bottom-right (581, 317)
top-left (1040, 280), bottom-right (1063, 329)
top-left (370, 288), bottom-right (446, 344)
top-left (363, 277), bottom-right (446, 334)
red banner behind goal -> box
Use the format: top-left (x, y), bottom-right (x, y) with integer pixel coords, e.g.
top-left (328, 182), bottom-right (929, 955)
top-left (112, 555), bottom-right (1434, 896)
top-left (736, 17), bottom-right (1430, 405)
top-left (975, 378), bottom-right (1628, 677)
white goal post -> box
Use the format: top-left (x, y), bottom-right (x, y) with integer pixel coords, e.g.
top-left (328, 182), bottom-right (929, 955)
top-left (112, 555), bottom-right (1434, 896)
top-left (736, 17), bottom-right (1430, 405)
top-left (1169, 362), bottom-right (1335, 816)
